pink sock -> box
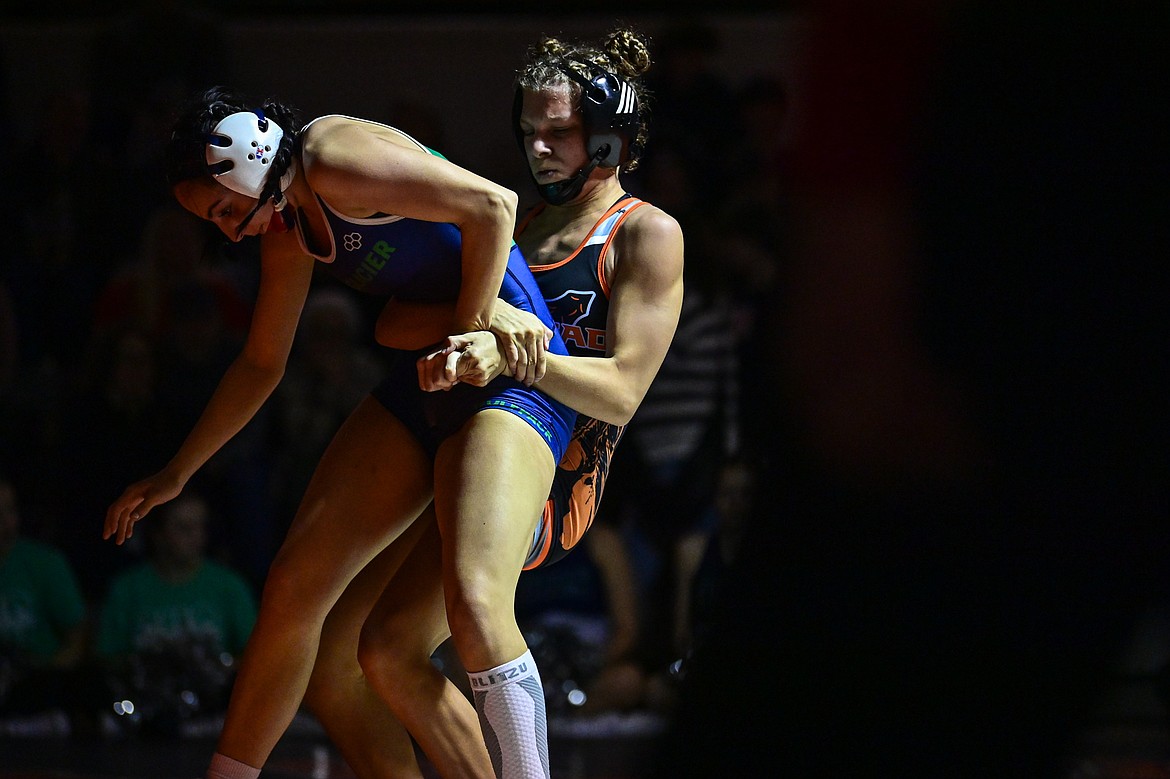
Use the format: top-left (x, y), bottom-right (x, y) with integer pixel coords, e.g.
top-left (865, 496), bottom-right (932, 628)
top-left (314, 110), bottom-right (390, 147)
top-left (207, 753), bottom-right (260, 779)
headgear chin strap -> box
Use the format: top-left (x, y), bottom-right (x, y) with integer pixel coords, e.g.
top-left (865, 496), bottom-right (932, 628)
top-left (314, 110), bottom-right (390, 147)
top-left (232, 160), bottom-right (297, 239)
top-left (205, 110), bottom-right (295, 201)
top-left (536, 148), bottom-right (607, 206)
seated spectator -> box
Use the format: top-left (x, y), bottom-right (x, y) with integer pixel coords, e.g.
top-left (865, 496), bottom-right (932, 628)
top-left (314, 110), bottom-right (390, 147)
top-left (512, 520), bottom-right (652, 726)
top-left (673, 454), bottom-right (756, 668)
top-left (58, 324), bottom-right (175, 596)
top-left (604, 276), bottom-right (741, 687)
top-left (0, 475), bottom-right (88, 728)
top-left (154, 278), bottom-right (273, 588)
top-left (96, 492), bottom-right (256, 735)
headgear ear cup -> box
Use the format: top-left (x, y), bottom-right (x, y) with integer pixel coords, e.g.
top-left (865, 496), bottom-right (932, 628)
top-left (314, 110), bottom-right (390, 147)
top-left (559, 66), bottom-right (640, 169)
top-left (205, 110), bottom-right (294, 199)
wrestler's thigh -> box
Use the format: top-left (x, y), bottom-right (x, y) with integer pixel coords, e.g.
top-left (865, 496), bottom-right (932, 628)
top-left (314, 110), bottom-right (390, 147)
top-left (363, 506), bottom-right (450, 656)
top-left (434, 409), bottom-right (556, 585)
top-left (322, 506), bottom-right (438, 655)
top-left (273, 396), bottom-right (435, 594)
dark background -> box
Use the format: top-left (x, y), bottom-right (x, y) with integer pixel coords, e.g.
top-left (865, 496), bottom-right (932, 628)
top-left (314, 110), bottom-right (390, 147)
top-left (1, 2), bottom-right (1168, 777)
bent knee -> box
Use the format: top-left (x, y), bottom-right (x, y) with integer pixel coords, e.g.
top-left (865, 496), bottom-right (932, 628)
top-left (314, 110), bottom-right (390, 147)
top-left (357, 615), bottom-right (436, 681)
top-left (356, 618), bottom-right (395, 672)
top-left (304, 667), bottom-right (347, 714)
top-left (356, 633), bottom-right (439, 710)
top-left (261, 538), bottom-right (353, 620)
top-left (445, 582), bottom-right (517, 646)
top-left (258, 557), bottom-right (318, 618)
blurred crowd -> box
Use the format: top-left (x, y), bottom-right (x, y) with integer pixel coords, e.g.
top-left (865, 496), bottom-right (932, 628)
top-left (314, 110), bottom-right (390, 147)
top-left (0, 11), bottom-right (783, 740)
top-left (2, 5), bottom-right (1167, 778)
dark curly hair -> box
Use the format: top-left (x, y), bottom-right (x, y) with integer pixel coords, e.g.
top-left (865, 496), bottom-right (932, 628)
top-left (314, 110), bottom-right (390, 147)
top-left (516, 26), bottom-right (653, 172)
top-left (165, 86), bottom-right (302, 209)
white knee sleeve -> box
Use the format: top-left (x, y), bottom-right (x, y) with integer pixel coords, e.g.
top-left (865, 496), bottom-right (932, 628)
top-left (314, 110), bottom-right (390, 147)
top-left (468, 649), bottom-right (550, 779)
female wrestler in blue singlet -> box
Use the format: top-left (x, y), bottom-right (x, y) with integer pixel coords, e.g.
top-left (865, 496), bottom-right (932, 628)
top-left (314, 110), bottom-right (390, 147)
top-left (102, 87), bottom-right (578, 779)
top-left (293, 28), bottom-right (685, 779)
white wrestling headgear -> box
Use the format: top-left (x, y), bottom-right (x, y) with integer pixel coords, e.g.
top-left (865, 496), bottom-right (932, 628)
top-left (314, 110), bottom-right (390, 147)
top-left (205, 110), bottom-right (295, 203)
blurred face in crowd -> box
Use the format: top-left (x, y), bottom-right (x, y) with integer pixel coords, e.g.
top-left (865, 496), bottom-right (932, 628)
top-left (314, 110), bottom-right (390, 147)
top-left (106, 330), bottom-right (156, 406)
top-left (156, 496), bottom-right (209, 569)
top-left (713, 462), bottom-right (754, 562)
top-left (715, 462), bottom-right (755, 526)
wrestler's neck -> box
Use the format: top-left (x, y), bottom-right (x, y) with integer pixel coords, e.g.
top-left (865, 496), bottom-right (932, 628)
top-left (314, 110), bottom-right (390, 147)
top-left (279, 165), bottom-right (330, 245)
top-left (281, 165), bottom-right (312, 212)
top-left (556, 169), bottom-right (624, 215)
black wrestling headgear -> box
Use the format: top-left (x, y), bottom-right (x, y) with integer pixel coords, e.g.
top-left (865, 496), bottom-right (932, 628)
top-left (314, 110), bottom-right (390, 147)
top-left (562, 65), bottom-right (641, 169)
top-left (513, 64), bottom-right (642, 206)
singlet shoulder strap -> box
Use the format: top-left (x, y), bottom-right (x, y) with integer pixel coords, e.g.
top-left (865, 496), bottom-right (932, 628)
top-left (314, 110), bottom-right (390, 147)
top-left (514, 202), bottom-right (546, 240)
top-left (527, 194), bottom-right (646, 275)
top-left (591, 195), bottom-right (646, 297)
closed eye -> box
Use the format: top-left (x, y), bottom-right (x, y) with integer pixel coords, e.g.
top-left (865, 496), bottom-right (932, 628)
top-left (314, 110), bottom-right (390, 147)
top-left (206, 198), bottom-right (233, 222)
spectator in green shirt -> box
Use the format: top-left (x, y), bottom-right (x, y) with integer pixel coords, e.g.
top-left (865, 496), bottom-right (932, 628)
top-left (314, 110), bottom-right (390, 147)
top-left (0, 475), bottom-right (88, 717)
top-left (97, 491), bottom-right (256, 730)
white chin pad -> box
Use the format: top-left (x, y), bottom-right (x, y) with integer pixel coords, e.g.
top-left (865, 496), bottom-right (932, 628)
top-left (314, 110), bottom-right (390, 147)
top-left (206, 111), bottom-right (284, 198)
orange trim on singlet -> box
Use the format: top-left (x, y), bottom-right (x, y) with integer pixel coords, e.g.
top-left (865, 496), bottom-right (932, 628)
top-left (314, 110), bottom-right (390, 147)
top-left (593, 200), bottom-right (646, 298)
top-left (560, 491), bottom-right (593, 553)
top-left (522, 500), bottom-right (557, 571)
top-left (515, 198), bottom-right (648, 299)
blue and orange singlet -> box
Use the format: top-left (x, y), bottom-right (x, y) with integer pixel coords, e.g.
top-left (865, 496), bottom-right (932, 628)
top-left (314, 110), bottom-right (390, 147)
top-left (521, 194), bottom-right (649, 569)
